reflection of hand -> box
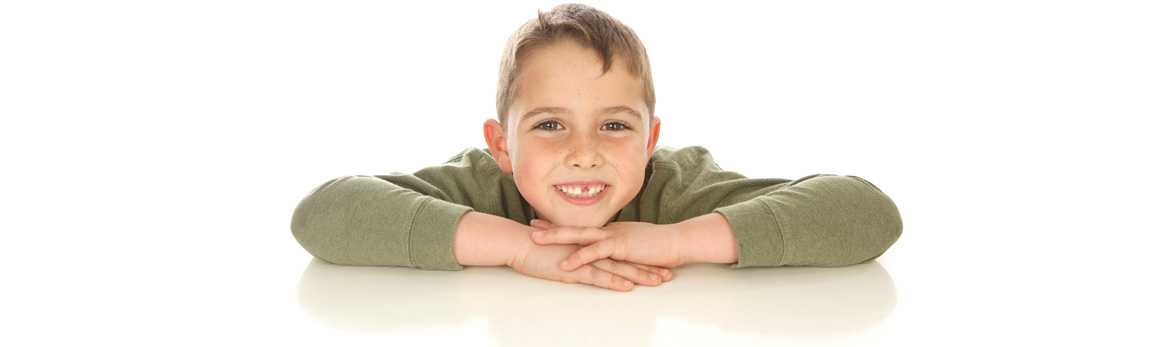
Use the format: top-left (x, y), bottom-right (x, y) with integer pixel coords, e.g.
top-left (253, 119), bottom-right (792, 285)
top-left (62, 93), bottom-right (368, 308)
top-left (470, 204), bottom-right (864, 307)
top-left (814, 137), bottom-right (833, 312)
top-left (529, 219), bottom-right (686, 272)
top-left (508, 239), bottom-right (673, 292)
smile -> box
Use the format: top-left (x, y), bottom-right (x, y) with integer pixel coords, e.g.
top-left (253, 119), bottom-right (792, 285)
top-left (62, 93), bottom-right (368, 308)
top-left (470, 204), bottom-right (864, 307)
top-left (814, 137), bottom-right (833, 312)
top-left (553, 183), bottom-right (609, 206)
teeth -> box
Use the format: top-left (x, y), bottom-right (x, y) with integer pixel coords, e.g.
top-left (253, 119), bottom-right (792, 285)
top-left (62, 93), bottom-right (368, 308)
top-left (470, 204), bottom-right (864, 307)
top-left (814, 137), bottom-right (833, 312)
top-left (556, 184), bottom-right (605, 198)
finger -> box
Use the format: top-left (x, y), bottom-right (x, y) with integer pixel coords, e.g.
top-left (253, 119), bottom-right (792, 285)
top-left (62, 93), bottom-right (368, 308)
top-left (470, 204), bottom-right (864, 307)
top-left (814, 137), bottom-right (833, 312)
top-left (530, 225), bottom-right (611, 245)
top-left (561, 240), bottom-right (617, 271)
top-left (591, 259), bottom-right (663, 286)
top-left (577, 263), bottom-right (634, 292)
top-left (632, 264), bottom-right (674, 282)
top-left (631, 264), bottom-right (672, 282)
top-left (529, 219), bottom-right (552, 229)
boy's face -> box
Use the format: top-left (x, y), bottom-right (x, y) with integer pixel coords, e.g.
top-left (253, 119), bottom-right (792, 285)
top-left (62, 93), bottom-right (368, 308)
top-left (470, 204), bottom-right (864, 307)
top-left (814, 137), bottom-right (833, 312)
top-left (484, 39), bottom-right (660, 227)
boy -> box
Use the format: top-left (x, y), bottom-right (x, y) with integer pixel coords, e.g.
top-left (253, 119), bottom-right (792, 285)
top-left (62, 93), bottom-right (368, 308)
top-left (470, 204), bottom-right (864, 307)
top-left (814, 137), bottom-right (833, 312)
top-left (290, 4), bottom-right (902, 292)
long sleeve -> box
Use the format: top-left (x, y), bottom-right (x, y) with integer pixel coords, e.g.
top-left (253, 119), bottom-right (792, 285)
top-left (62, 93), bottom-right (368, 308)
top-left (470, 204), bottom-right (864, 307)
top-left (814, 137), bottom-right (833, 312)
top-left (635, 146), bottom-right (903, 268)
top-left (289, 148), bottom-right (528, 270)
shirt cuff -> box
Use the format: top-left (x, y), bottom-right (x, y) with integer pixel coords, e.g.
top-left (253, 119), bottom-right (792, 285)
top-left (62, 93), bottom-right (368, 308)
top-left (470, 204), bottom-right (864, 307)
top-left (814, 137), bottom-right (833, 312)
top-left (408, 197), bottom-right (474, 271)
top-left (714, 199), bottom-right (785, 268)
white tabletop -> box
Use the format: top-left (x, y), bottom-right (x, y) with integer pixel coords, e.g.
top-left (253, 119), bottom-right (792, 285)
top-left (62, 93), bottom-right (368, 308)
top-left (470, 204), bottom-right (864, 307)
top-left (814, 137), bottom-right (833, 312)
top-left (298, 260), bottom-right (896, 344)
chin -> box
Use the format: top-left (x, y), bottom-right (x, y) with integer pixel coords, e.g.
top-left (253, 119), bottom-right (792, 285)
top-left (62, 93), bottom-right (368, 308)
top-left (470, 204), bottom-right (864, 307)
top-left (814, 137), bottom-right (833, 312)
top-left (544, 212), bottom-right (611, 228)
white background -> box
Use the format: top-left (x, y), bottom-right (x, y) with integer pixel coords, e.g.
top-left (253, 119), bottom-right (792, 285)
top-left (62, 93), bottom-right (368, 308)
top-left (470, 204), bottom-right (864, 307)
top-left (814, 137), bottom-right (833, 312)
top-left (2, 0), bottom-right (1173, 345)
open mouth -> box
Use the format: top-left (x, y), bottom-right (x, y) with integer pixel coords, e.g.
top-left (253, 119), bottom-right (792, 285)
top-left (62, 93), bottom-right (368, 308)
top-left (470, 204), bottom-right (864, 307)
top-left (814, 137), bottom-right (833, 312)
top-left (553, 183), bottom-right (609, 206)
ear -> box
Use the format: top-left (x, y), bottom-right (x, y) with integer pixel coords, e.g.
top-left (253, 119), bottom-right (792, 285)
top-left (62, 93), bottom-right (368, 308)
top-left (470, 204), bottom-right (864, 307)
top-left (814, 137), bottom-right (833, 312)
top-left (645, 115), bottom-right (661, 158)
top-left (483, 118), bottom-right (514, 174)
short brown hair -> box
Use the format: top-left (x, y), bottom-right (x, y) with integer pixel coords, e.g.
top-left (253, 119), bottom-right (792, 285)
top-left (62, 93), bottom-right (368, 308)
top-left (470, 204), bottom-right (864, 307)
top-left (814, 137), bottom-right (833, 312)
top-left (496, 3), bottom-right (655, 130)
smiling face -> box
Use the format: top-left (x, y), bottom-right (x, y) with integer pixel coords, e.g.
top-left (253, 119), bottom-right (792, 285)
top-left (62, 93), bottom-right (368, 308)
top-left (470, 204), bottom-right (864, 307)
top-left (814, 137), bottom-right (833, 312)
top-left (484, 39), bottom-right (661, 227)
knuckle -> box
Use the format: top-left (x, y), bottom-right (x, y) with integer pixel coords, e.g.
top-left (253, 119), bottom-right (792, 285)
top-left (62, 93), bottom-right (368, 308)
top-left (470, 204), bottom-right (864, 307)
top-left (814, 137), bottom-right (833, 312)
top-left (611, 263), bottom-right (636, 279)
top-left (601, 272), bottom-right (623, 289)
top-left (637, 274), bottom-right (658, 286)
top-left (621, 265), bottom-right (652, 285)
top-left (591, 269), bottom-right (612, 288)
top-left (599, 261), bottom-right (641, 285)
top-left (615, 278), bottom-right (631, 290)
top-left (606, 274), bottom-right (625, 287)
top-left (634, 268), bottom-right (659, 285)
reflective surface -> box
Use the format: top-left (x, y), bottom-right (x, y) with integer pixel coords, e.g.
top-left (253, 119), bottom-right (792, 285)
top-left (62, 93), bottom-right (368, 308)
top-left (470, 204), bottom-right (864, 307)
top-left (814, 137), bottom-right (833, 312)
top-left (298, 260), bottom-right (896, 343)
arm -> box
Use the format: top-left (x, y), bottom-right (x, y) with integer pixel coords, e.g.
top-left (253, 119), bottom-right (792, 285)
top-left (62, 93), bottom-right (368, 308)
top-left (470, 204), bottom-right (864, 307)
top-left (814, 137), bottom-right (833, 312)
top-left (647, 147), bottom-right (901, 267)
top-left (452, 211), bottom-right (530, 266)
top-left (290, 148), bottom-right (520, 270)
top-left (710, 174), bottom-right (903, 267)
top-left (536, 147), bottom-right (903, 269)
top-left (539, 175), bottom-right (902, 269)
top-left (676, 212), bottom-right (739, 265)
top-left (290, 175), bottom-right (473, 270)
top-left (290, 151), bottom-right (673, 289)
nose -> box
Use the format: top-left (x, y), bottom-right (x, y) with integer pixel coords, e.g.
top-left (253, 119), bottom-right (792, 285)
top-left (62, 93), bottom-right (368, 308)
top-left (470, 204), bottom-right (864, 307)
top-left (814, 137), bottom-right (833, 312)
top-left (565, 136), bottom-right (603, 169)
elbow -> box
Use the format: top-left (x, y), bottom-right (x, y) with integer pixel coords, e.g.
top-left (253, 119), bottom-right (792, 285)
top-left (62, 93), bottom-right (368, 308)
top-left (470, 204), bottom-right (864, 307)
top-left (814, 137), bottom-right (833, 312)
top-left (848, 175), bottom-right (903, 263)
top-left (864, 196), bottom-right (903, 263)
top-left (290, 176), bottom-right (353, 264)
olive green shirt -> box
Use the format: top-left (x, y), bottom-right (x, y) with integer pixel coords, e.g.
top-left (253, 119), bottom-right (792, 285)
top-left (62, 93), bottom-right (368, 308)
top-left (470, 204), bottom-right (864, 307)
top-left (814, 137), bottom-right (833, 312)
top-left (290, 146), bottom-right (902, 270)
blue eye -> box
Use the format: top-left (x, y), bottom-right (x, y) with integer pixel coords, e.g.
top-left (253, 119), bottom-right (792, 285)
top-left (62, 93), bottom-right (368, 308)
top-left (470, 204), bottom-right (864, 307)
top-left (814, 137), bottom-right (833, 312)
top-left (534, 120), bottom-right (563, 131)
top-left (603, 122), bottom-right (630, 131)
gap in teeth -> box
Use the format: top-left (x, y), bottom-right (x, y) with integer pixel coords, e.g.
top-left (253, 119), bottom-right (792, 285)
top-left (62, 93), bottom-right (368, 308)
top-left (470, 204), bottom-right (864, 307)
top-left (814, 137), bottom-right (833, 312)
top-left (557, 184), bottom-right (605, 197)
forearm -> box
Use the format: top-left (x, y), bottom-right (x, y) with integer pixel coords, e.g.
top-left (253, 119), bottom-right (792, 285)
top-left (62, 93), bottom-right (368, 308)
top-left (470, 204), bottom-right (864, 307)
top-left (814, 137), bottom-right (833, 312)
top-left (453, 211), bottom-right (532, 267)
top-left (292, 175), bottom-right (472, 269)
top-left (676, 213), bottom-right (739, 265)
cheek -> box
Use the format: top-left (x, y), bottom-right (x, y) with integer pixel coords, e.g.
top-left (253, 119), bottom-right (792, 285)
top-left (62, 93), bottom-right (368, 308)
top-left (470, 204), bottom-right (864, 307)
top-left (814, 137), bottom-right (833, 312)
top-left (606, 143), bottom-right (651, 194)
top-left (512, 146), bottom-right (557, 196)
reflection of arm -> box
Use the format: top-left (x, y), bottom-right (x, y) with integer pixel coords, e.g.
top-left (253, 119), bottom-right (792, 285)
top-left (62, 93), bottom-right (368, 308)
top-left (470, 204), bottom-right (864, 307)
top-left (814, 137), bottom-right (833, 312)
top-left (653, 147), bottom-right (903, 268)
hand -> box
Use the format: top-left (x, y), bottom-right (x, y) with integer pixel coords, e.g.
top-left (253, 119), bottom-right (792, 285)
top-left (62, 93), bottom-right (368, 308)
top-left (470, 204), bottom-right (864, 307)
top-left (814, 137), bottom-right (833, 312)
top-left (508, 237), bottom-right (674, 292)
top-left (529, 219), bottom-right (687, 272)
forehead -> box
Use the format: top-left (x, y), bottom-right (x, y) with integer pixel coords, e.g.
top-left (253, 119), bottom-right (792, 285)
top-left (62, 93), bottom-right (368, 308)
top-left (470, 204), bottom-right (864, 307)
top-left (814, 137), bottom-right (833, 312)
top-left (510, 40), bottom-right (647, 124)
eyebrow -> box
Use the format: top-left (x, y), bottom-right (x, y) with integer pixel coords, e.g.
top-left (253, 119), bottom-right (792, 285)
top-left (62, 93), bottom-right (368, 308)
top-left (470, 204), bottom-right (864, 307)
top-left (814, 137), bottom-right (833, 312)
top-left (519, 105), bottom-right (643, 124)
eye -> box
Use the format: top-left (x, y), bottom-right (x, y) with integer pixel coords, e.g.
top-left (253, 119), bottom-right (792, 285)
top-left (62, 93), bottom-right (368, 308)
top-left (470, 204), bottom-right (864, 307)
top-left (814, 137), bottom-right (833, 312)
top-left (602, 121), bottom-right (631, 131)
top-left (533, 120), bottom-right (564, 131)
